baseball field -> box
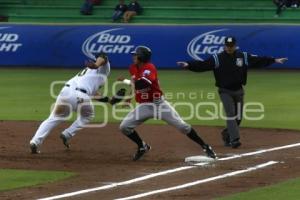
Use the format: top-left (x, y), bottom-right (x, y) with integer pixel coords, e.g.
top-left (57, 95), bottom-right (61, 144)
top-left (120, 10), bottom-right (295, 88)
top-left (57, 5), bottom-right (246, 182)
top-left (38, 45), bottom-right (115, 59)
top-left (0, 68), bottom-right (300, 200)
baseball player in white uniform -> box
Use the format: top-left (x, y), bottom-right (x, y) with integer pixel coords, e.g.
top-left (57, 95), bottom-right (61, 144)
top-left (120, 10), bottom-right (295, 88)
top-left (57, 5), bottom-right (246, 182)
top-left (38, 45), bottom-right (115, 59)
top-left (30, 53), bottom-right (110, 153)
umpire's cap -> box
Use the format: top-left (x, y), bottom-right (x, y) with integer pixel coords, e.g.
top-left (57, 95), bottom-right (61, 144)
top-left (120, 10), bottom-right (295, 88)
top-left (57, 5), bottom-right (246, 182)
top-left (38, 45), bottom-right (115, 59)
top-left (131, 46), bottom-right (152, 62)
top-left (224, 36), bottom-right (236, 47)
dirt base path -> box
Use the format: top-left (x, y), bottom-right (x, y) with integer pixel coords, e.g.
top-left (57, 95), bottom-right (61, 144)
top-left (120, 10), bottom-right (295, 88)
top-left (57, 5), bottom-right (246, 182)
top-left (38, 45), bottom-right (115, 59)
top-left (0, 121), bottom-right (300, 200)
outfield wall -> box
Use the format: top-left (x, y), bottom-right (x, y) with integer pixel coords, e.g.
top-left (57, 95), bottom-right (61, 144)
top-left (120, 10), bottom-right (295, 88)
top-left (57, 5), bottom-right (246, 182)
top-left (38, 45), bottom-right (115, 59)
top-left (0, 24), bottom-right (298, 68)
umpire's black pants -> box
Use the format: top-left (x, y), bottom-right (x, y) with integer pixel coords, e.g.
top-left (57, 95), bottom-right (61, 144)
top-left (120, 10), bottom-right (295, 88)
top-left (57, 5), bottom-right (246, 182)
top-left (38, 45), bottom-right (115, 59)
top-left (218, 87), bottom-right (244, 143)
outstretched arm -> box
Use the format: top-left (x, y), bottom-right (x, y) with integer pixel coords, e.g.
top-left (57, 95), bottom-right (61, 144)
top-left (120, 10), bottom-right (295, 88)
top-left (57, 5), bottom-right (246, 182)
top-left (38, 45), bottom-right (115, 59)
top-left (85, 53), bottom-right (108, 69)
top-left (274, 57), bottom-right (288, 64)
top-left (92, 92), bottom-right (110, 103)
top-left (248, 53), bottom-right (288, 68)
top-left (177, 56), bottom-right (215, 72)
top-left (116, 76), bottom-right (134, 106)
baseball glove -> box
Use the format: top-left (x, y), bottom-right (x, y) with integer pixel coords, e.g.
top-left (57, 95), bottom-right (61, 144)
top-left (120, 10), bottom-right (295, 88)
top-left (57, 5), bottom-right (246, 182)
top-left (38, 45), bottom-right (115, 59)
top-left (110, 88), bottom-right (127, 105)
top-left (96, 96), bottom-right (110, 103)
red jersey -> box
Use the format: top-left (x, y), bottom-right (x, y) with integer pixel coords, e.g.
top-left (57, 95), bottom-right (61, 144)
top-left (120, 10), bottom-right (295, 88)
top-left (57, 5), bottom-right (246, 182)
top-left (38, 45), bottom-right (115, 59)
top-left (129, 62), bottom-right (163, 103)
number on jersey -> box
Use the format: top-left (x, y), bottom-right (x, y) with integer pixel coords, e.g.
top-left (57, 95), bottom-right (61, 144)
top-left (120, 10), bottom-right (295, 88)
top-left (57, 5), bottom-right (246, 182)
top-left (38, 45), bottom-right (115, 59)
top-left (78, 68), bottom-right (88, 76)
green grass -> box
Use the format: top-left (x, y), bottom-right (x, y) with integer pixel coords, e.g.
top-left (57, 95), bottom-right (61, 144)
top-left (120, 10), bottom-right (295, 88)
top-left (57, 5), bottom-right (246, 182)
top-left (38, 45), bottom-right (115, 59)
top-left (0, 169), bottom-right (74, 191)
top-left (0, 68), bottom-right (299, 195)
top-left (218, 178), bottom-right (300, 200)
top-left (0, 68), bottom-right (299, 130)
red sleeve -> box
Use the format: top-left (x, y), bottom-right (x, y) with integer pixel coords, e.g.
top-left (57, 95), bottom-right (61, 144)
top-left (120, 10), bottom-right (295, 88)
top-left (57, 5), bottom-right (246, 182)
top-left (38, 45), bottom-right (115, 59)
top-left (129, 64), bottom-right (138, 79)
top-left (141, 64), bottom-right (156, 84)
top-left (129, 65), bottom-right (134, 76)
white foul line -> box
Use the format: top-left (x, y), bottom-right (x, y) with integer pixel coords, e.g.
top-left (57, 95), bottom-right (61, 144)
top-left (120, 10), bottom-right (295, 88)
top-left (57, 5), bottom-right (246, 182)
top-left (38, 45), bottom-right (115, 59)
top-left (38, 142), bottom-right (300, 200)
top-left (115, 161), bottom-right (279, 200)
top-left (37, 164), bottom-right (205, 200)
top-left (195, 142), bottom-right (300, 165)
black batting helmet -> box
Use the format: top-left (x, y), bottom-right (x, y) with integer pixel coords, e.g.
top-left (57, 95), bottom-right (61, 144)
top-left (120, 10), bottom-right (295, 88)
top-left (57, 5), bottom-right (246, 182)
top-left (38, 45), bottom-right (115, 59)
top-left (131, 46), bottom-right (152, 62)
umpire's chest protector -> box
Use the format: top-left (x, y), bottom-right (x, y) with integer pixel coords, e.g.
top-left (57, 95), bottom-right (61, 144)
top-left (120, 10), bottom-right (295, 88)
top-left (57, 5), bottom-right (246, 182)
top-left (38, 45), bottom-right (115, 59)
top-left (213, 51), bottom-right (248, 89)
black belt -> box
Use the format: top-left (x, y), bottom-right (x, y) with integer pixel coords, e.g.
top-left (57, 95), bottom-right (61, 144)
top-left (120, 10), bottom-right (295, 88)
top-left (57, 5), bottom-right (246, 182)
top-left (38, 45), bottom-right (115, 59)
top-left (75, 88), bottom-right (87, 94)
top-left (65, 84), bottom-right (87, 94)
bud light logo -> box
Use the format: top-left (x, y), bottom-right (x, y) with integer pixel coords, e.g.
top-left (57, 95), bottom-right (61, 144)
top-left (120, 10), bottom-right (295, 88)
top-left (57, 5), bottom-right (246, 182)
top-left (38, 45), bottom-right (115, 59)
top-left (187, 29), bottom-right (228, 61)
top-left (0, 27), bottom-right (22, 52)
top-left (82, 28), bottom-right (135, 59)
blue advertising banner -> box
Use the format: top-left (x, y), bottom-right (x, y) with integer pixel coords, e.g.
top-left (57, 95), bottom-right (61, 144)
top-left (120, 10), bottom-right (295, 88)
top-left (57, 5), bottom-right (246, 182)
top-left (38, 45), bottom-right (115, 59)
top-left (0, 24), bottom-right (298, 68)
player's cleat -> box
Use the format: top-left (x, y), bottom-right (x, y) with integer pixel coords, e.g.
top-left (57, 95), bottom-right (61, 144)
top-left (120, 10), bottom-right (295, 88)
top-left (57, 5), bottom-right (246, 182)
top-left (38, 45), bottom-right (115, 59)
top-left (60, 134), bottom-right (70, 149)
top-left (203, 144), bottom-right (217, 159)
top-left (30, 143), bottom-right (40, 154)
top-left (133, 143), bottom-right (151, 161)
top-left (231, 140), bottom-right (242, 149)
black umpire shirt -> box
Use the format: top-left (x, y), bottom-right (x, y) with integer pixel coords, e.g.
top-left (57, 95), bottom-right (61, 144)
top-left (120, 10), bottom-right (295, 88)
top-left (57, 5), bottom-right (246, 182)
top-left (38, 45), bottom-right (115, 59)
top-left (187, 50), bottom-right (275, 91)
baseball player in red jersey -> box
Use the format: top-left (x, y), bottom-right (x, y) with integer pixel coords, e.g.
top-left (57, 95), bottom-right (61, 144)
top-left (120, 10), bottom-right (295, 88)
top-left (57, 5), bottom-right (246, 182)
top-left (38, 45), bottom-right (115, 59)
top-left (119, 46), bottom-right (217, 161)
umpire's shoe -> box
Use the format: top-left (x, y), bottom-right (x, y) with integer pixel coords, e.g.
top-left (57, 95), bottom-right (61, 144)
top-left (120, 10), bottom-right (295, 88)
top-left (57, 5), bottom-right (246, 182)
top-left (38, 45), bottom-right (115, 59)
top-left (133, 142), bottom-right (151, 161)
top-left (60, 133), bottom-right (70, 149)
top-left (30, 143), bottom-right (40, 154)
top-left (231, 139), bottom-right (242, 149)
top-left (203, 144), bottom-right (217, 159)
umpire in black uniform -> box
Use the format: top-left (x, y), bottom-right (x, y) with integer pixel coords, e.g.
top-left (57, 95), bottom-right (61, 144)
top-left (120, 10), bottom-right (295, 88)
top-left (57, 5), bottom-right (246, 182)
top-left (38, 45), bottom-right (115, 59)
top-left (177, 36), bottom-right (287, 148)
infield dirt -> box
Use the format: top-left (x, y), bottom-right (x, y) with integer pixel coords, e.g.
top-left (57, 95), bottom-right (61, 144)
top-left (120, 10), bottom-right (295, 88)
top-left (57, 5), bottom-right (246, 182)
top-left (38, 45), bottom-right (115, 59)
top-left (0, 121), bottom-right (300, 200)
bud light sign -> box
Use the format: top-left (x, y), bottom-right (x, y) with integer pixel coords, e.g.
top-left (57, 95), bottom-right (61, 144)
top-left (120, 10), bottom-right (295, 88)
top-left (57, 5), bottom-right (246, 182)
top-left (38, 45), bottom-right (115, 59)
top-left (0, 27), bottom-right (22, 53)
top-left (187, 29), bottom-right (228, 61)
top-left (0, 24), bottom-right (299, 68)
top-left (82, 28), bottom-right (135, 60)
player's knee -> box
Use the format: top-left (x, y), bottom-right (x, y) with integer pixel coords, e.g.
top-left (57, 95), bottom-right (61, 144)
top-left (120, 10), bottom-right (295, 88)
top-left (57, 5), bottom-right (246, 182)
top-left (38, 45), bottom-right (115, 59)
top-left (88, 112), bottom-right (95, 121)
top-left (80, 113), bottom-right (94, 124)
top-left (178, 123), bottom-right (192, 135)
top-left (54, 104), bottom-right (71, 118)
top-left (80, 109), bottom-right (94, 122)
top-left (87, 114), bottom-right (94, 123)
top-left (119, 122), bottom-right (132, 135)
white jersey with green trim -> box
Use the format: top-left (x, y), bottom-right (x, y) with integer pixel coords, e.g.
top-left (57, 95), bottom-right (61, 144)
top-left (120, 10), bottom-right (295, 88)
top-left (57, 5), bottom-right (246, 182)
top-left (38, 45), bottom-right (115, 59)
top-left (75, 61), bottom-right (110, 96)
